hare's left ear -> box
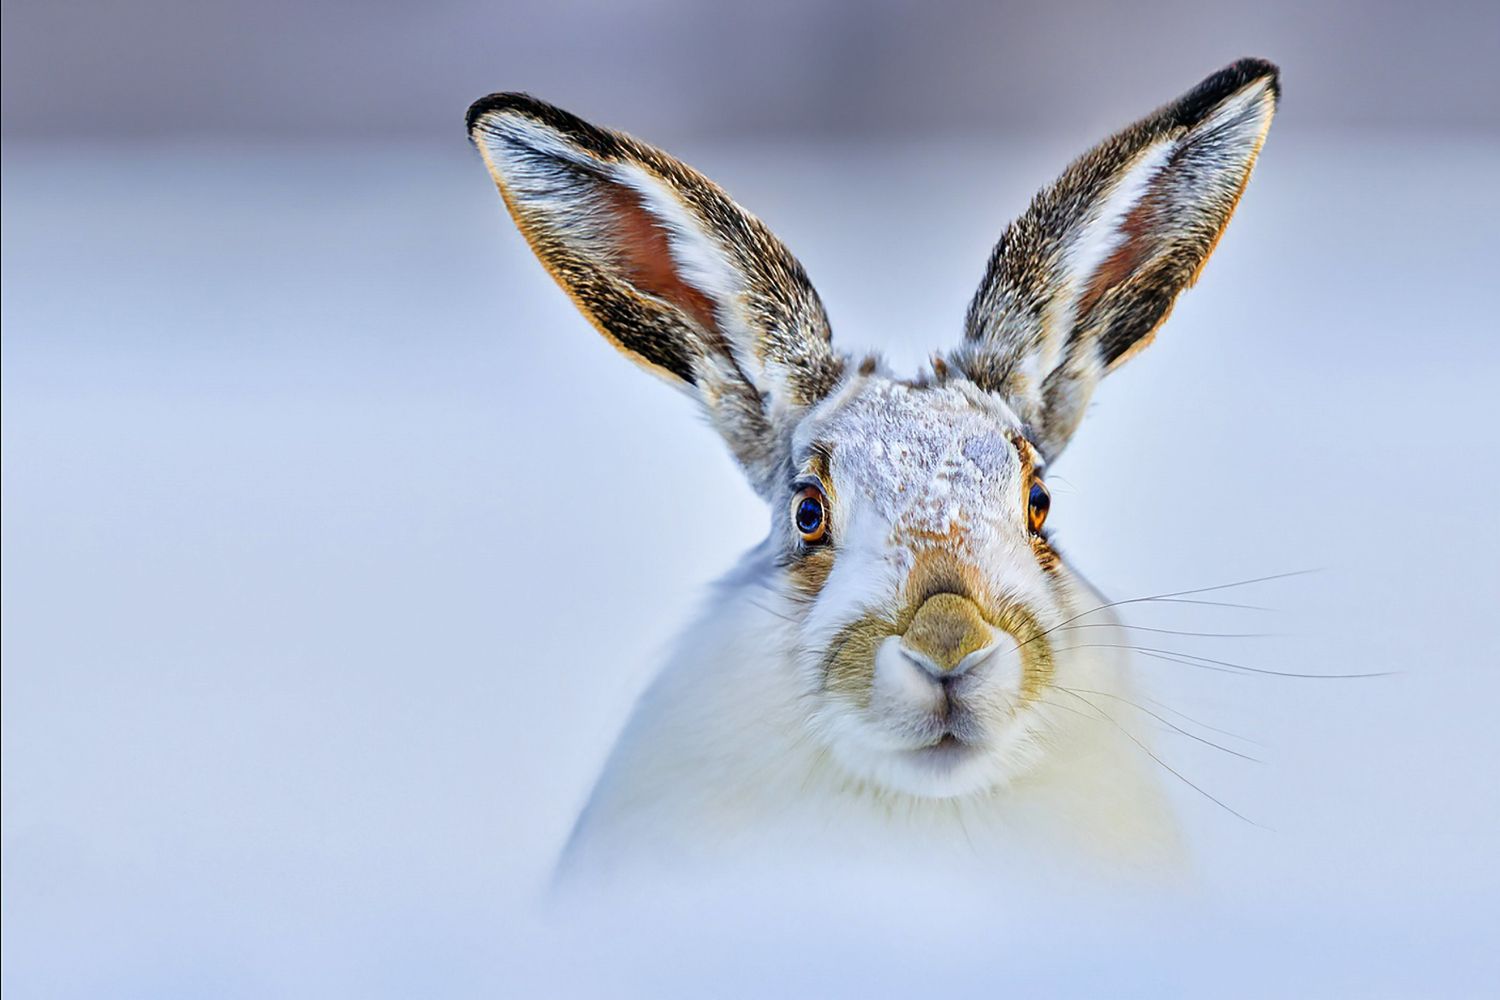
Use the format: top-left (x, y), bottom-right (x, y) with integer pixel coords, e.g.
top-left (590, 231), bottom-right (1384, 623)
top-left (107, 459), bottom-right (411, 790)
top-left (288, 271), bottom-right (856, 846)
top-left (467, 94), bottom-right (845, 496)
top-left (952, 59), bottom-right (1279, 460)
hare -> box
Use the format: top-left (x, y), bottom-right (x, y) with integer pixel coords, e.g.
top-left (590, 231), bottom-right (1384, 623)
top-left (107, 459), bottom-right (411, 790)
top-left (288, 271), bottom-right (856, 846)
top-left (468, 59), bottom-right (1279, 877)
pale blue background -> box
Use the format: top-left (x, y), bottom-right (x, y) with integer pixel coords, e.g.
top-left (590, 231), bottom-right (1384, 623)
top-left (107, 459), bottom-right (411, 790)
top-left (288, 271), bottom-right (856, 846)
top-left (4, 1), bottom-right (1499, 995)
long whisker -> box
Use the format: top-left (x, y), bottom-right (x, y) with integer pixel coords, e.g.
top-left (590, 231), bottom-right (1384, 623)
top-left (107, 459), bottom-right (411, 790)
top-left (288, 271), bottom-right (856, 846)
top-left (1055, 684), bottom-right (1261, 762)
top-left (1053, 642), bottom-right (1393, 680)
top-left (1016, 569), bottom-right (1319, 653)
top-left (1033, 694), bottom-right (1108, 726)
top-left (1132, 645), bottom-right (1394, 679)
top-left (1129, 568), bottom-right (1322, 601)
top-left (1139, 693), bottom-right (1266, 746)
top-left (1056, 645), bottom-right (1249, 677)
top-left (1054, 623), bottom-right (1276, 639)
top-left (1046, 688), bottom-right (1263, 827)
top-left (1138, 597), bottom-right (1275, 611)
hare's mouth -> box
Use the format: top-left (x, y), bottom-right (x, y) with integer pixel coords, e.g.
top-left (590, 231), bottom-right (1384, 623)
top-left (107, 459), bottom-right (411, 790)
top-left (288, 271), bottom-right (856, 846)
top-left (921, 732), bottom-right (970, 755)
top-left (908, 731), bottom-right (979, 767)
top-left (881, 731), bottom-right (989, 794)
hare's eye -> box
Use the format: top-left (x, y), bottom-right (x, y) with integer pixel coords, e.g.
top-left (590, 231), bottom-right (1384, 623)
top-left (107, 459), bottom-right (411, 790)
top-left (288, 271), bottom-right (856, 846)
top-left (1027, 479), bottom-right (1051, 535)
top-left (792, 486), bottom-right (828, 544)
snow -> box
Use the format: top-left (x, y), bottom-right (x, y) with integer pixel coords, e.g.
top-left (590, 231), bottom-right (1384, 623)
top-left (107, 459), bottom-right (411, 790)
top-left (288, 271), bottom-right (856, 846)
top-left (4, 133), bottom-right (1499, 995)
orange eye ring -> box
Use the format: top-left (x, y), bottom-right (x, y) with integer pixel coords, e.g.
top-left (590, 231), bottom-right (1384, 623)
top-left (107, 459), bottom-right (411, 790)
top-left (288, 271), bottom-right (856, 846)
top-left (1027, 478), bottom-right (1051, 535)
top-left (792, 485), bottom-right (829, 544)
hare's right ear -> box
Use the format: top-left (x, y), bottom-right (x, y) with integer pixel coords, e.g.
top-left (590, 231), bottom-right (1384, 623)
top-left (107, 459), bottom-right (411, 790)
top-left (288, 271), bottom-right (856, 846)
top-left (952, 59), bottom-right (1279, 461)
top-left (467, 94), bottom-right (845, 495)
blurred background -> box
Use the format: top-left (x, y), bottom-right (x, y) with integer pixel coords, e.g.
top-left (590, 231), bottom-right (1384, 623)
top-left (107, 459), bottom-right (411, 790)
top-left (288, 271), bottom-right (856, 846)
top-left (4, 1), bottom-right (1499, 996)
top-left (5, 0), bottom-right (1499, 138)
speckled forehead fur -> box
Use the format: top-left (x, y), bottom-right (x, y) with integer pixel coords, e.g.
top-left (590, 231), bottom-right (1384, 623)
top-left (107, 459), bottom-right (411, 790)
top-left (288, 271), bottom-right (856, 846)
top-left (796, 376), bottom-right (1030, 548)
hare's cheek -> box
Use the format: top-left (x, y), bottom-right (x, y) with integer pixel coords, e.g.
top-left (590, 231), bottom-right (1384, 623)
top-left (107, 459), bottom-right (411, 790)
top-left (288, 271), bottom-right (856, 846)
top-left (819, 614), bottom-right (898, 708)
top-left (785, 546), bottom-right (836, 599)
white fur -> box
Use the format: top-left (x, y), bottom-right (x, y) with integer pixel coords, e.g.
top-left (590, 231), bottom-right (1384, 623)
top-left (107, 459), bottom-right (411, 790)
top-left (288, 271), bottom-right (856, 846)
top-left (479, 116), bottom-right (617, 257)
top-left (561, 377), bottom-right (1183, 882)
top-left (1197, 78), bottom-right (1277, 155)
top-left (561, 543), bottom-right (1180, 881)
top-left (481, 118), bottom-right (758, 376)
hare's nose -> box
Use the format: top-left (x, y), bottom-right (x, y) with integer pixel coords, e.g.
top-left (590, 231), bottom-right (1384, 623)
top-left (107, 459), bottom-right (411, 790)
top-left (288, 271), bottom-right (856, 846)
top-left (899, 593), bottom-right (996, 677)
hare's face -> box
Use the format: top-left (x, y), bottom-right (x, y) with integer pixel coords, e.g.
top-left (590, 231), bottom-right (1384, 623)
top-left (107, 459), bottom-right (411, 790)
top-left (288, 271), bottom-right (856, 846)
top-left (470, 62), bottom-right (1277, 801)
top-left (784, 377), bottom-right (1068, 797)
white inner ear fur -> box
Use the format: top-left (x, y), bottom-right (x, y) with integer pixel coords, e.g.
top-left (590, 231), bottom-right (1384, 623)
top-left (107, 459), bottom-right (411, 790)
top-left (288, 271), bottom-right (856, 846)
top-left (1040, 77), bottom-right (1274, 362)
top-left (612, 162), bottom-right (763, 390)
top-left (1196, 78), bottom-right (1277, 152)
top-left (480, 114), bottom-right (765, 392)
top-left (1043, 138), bottom-right (1176, 356)
top-left (1065, 140), bottom-right (1175, 291)
top-left (479, 116), bottom-right (626, 264)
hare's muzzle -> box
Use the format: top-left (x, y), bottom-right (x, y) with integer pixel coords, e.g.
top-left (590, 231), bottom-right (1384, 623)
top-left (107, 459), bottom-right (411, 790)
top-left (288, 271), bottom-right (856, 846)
top-left (899, 593), bottom-right (998, 678)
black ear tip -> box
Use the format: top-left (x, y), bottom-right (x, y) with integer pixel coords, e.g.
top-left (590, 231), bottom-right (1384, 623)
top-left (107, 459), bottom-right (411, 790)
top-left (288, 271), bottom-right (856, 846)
top-left (1173, 58), bottom-right (1281, 129)
top-left (465, 92), bottom-right (547, 134)
top-left (1227, 57), bottom-right (1281, 100)
top-left (463, 92), bottom-right (616, 158)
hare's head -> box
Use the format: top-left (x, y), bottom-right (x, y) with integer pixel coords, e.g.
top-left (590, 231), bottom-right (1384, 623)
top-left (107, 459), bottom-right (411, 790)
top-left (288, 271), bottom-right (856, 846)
top-left (469, 60), bottom-right (1278, 799)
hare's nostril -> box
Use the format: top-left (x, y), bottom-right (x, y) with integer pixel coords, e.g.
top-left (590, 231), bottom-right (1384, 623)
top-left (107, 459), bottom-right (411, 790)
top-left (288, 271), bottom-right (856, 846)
top-left (901, 643), bottom-right (998, 681)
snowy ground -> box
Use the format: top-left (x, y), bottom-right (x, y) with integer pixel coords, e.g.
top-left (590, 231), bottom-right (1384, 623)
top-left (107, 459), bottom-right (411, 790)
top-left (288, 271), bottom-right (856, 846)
top-left (4, 133), bottom-right (1499, 995)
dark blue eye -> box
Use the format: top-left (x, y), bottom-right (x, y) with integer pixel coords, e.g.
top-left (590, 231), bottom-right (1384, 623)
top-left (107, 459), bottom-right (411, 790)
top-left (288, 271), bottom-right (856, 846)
top-left (793, 487), bottom-right (828, 543)
top-left (1028, 479), bottom-right (1051, 534)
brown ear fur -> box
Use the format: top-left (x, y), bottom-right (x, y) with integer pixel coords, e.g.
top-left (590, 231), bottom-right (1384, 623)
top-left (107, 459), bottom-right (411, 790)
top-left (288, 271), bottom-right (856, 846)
top-left (953, 58), bottom-right (1279, 459)
top-left (467, 93), bottom-right (846, 493)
